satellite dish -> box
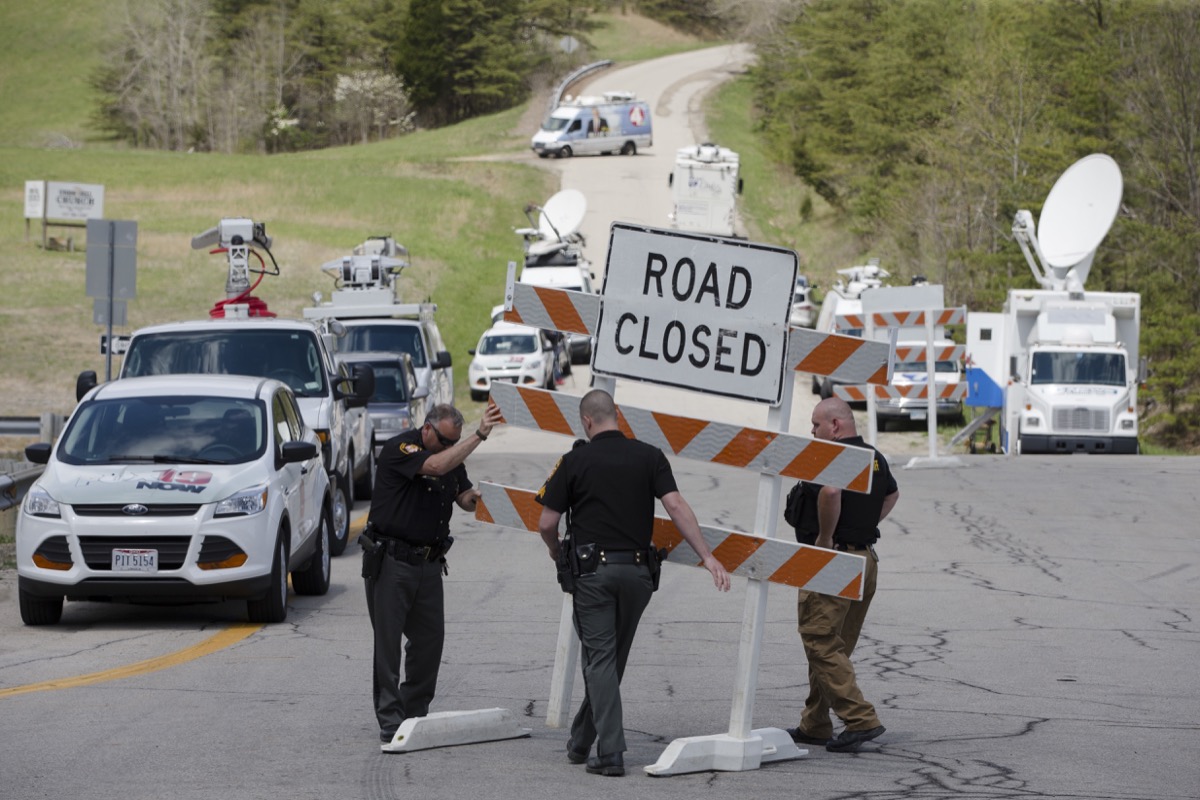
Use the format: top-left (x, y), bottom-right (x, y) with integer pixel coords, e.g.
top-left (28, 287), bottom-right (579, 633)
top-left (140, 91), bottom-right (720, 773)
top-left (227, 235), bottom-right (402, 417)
top-left (1037, 154), bottom-right (1123, 272)
top-left (538, 189), bottom-right (587, 242)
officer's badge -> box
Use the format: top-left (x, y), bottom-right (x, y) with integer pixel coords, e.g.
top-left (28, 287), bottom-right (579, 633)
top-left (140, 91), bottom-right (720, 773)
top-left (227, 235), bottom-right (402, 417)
top-left (399, 442), bottom-right (421, 455)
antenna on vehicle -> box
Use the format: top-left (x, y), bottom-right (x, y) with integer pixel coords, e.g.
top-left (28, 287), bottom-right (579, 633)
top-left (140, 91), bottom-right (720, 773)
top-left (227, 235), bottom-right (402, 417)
top-left (1012, 154), bottom-right (1123, 293)
top-left (192, 218), bottom-right (279, 318)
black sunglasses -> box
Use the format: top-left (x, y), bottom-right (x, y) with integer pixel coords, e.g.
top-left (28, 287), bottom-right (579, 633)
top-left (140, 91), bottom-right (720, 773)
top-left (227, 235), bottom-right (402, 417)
top-left (430, 425), bottom-right (459, 447)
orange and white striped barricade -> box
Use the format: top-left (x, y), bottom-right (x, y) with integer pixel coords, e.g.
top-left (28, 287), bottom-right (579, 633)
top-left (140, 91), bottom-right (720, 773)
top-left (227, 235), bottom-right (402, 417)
top-left (503, 278), bottom-right (898, 389)
top-left (502, 280), bottom-right (601, 337)
top-left (834, 307), bottom-right (967, 332)
top-left (476, 483), bottom-right (867, 598)
top-left (833, 383), bottom-right (968, 403)
top-left (487, 382), bottom-right (876, 491)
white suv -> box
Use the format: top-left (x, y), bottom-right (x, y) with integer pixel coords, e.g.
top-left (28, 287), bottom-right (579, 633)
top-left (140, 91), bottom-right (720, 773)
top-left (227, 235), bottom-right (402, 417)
top-left (18, 375), bottom-right (332, 625)
top-left (88, 317), bottom-right (374, 556)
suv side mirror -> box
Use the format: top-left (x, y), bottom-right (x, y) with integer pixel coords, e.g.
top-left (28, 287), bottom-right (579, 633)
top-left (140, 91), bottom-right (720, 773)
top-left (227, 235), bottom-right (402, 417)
top-left (76, 370), bottom-right (98, 402)
top-left (25, 442), bottom-right (52, 464)
top-left (348, 364), bottom-right (375, 407)
top-left (432, 350), bottom-right (452, 369)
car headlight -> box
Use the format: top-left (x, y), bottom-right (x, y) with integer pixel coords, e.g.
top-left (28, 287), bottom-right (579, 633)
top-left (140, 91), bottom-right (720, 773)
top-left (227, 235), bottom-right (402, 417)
top-left (214, 484), bottom-right (268, 517)
top-left (23, 486), bottom-right (61, 518)
top-left (526, 358), bottom-right (542, 370)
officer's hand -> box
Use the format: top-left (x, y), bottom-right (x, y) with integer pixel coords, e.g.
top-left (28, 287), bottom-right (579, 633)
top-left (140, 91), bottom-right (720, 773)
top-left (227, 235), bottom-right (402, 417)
top-left (479, 402), bottom-right (504, 437)
top-left (703, 555), bottom-right (731, 592)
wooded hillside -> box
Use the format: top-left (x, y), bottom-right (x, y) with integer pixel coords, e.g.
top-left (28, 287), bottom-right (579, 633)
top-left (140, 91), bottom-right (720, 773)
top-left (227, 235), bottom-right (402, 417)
top-left (749, 0), bottom-right (1200, 448)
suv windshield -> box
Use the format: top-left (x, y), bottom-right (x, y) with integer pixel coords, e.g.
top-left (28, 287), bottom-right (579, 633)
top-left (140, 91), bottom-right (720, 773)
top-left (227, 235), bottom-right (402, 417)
top-left (123, 330), bottom-right (328, 398)
top-left (59, 395), bottom-right (266, 465)
top-left (480, 333), bottom-right (538, 356)
top-left (339, 325), bottom-right (427, 367)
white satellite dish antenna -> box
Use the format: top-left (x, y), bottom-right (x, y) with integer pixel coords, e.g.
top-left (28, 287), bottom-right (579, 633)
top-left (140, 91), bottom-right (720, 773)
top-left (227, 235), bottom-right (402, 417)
top-left (538, 189), bottom-right (587, 242)
top-left (1034, 154), bottom-right (1122, 289)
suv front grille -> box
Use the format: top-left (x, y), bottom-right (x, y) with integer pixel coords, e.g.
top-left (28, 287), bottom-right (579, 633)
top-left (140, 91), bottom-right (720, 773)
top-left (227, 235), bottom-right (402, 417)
top-left (72, 503), bottom-right (201, 517)
top-left (78, 536), bottom-right (192, 570)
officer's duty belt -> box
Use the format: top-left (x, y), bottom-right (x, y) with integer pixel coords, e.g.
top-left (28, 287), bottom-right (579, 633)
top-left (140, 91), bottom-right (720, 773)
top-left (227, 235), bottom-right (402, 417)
top-left (598, 549), bottom-right (649, 565)
top-left (380, 536), bottom-right (442, 563)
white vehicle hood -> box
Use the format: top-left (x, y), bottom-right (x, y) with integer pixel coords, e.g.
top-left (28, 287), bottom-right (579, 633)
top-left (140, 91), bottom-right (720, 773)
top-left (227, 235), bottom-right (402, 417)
top-left (38, 462), bottom-right (262, 505)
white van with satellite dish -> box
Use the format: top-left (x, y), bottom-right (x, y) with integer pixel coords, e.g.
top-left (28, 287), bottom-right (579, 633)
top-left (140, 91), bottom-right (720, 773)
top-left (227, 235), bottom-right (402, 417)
top-left (966, 153), bottom-right (1143, 454)
top-left (514, 189), bottom-right (596, 363)
top-left (531, 91), bottom-right (652, 158)
top-left (668, 143), bottom-right (742, 237)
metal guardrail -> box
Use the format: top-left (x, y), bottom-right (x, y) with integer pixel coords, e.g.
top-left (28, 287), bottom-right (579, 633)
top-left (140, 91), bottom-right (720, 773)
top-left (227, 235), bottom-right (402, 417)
top-left (547, 59), bottom-right (614, 118)
top-left (0, 417), bottom-right (41, 436)
top-left (1, 462), bottom-right (44, 511)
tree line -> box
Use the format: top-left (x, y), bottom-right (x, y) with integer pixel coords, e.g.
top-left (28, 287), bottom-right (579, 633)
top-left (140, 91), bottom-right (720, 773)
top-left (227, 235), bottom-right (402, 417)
top-left (91, 0), bottom-right (615, 152)
top-left (749, 0), bottom-right (1200, 448)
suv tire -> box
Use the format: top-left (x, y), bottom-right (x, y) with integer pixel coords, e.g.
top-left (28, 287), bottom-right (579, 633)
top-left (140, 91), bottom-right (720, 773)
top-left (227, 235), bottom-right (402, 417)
top-left (248, 533), bottom-right (289, 624)
top-left (328, 469), bottom-right (352, 556)
top-left (292, 502), bottom-right (332, 596)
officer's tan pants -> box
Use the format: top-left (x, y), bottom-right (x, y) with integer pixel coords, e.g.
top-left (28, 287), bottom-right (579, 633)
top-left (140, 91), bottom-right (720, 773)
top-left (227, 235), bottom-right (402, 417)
top-left (796, 547), bottom-right (881, 737)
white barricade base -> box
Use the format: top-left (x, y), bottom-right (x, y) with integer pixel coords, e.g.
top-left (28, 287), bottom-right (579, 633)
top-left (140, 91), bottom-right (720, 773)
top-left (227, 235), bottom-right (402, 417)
top-left (643, 727), bottom-right (806, 776)
top-left (903, 455), bottom-right (965, 470)
top-left (380, 708), bottom-right (531, 753)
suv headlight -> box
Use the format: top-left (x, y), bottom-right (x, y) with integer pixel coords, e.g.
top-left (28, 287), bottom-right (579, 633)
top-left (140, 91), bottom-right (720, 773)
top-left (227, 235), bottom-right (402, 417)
top-left (373, 415), bottom-right (411, 433)
top-left (23, 486), bottom-right (61, 518)
top-left (214, 485), bottom-right (268, 517)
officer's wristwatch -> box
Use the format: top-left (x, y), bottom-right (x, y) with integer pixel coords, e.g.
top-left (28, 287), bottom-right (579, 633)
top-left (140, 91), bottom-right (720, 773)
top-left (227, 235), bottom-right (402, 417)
top-left (475, 428), bottom-right (488, 441)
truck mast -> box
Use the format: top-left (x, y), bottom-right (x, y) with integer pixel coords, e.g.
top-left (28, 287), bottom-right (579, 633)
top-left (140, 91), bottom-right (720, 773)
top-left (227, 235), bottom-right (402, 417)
top-left (190, 218), bottom-right (281, 318)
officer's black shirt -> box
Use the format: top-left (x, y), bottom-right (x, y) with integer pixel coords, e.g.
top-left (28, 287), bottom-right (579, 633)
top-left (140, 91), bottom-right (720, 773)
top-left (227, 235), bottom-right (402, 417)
top-left (793, 436), bottom-right (896, 547)
top-left (536, 429), bottom-right (677, 550)
top-left (368, 428), bottom-right (471, 544)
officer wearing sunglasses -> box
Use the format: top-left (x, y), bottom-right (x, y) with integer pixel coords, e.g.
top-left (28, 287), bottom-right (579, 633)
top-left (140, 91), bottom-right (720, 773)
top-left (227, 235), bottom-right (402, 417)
top-left (364, 401), bottom-right (503, 744)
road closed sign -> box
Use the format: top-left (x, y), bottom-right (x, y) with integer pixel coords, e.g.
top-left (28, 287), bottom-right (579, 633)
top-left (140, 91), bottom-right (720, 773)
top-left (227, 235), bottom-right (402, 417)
top-left (594, 223), bottom-right (797, 404)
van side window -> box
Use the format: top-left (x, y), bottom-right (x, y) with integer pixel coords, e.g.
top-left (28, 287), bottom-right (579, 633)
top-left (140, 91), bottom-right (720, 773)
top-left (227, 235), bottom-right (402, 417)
top-left (567, 119), bottom-right (581, 133)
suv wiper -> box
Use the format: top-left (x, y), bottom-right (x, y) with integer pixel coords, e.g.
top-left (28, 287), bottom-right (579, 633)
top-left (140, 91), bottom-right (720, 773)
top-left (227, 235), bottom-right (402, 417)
top-left (104, 454), bottom-right (227, 465)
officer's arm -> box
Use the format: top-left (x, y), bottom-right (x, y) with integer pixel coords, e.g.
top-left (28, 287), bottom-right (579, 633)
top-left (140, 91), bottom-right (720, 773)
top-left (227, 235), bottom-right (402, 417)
top-left (420, 405), bottom-right (503, 476)
top-left (660, 491), bottom-right (730, 592)
top-left (815, 486), bottom-right (842, 550)
top-left (537, 507), bottom-right (563, 561)
top-left (879, 489), bottom-right (899, 522)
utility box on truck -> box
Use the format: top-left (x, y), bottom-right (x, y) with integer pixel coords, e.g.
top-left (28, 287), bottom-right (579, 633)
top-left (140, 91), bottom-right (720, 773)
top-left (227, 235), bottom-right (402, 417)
top-left (531, 91), bottom-right (651, 158)
top-left (668, 143), bottom-right (742, 237)
top-left (966, 154), bottom-right (1144, 454)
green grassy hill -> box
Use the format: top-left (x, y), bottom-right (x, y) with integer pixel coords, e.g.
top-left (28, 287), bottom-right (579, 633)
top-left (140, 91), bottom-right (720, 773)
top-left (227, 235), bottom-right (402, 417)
top-left (0, 8), bottom-right (717, 421)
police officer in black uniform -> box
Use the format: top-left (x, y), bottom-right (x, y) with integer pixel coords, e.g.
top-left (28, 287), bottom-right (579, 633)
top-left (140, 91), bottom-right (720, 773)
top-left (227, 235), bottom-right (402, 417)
top-left (785, 397), bottom-right (898, 752)
top-left (536, 389), bottom-right (730, 777)
top-left (364, 402), bottom-right (503, 744)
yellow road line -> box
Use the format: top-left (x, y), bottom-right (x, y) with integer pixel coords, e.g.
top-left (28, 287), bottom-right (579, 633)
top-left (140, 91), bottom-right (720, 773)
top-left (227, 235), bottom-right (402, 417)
top-left (0, 623), bottom-right (261, 700)
top-left (1, 511), bottom-right (371, 701)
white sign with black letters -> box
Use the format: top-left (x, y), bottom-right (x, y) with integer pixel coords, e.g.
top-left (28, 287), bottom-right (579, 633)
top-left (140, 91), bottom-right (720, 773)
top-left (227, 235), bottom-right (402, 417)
top-left (45, 181), bottom-right (105, 222)
top-left (593, 223), bottom-right (797, 405)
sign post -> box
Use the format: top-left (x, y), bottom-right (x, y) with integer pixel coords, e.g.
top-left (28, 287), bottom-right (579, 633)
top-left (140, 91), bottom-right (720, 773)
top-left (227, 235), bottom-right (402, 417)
top-left (85, 220), bottom-right (137, 381)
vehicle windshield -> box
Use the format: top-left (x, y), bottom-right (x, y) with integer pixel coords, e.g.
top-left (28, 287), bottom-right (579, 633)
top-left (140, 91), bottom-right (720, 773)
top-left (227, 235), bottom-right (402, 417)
top-left (479, 333), bottom-right (538, 356)
top-left (896, 360), bottom-right (959, 374)
top-left (58, 395), bottom-right (266, 465)
top-left (542, 116), bottom-right (571, 132)
top-left (339, 325), bottom-right (427, 367)
top-left (366, 364), bottom-right (410, 403)
top-left (1031, 351), bottom-right (1126, 386)
top-left (123, 330), bottom-right (328, 398)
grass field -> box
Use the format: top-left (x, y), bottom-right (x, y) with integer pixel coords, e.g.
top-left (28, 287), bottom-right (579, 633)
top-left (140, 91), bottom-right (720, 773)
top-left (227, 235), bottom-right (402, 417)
top-left (0, 8), bottom-right (712, 424)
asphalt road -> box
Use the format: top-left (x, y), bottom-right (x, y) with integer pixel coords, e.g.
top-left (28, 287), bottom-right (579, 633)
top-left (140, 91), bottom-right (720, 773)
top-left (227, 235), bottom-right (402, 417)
top-left (2, 45), bottom-right (1198, 800)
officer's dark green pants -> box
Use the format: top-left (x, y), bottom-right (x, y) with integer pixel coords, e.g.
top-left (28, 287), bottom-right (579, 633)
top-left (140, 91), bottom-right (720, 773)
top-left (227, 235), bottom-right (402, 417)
top-left (365, 553), bottom-right (445, 737)
top-left (568, 562), bottom-right (654, 758)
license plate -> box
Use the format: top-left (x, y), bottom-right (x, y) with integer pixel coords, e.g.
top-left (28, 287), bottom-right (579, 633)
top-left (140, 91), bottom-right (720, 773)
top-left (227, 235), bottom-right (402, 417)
top-left (911, 411), bottom-right (928, 420)
top-left (112, 548), bottom-right (158, 572)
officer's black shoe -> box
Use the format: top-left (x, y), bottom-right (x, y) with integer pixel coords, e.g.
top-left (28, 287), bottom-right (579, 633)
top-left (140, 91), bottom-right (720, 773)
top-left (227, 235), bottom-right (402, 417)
top-left (826, 725), bottom-right (885, 752)
top-left (567, 745), bottom-right (589, 764)
top-left (380, 730), bottom-right (397, 744)
top-left (585, 752), bottom-right (625, 777)
top-left (786, 727), bottom-right (831, 746)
